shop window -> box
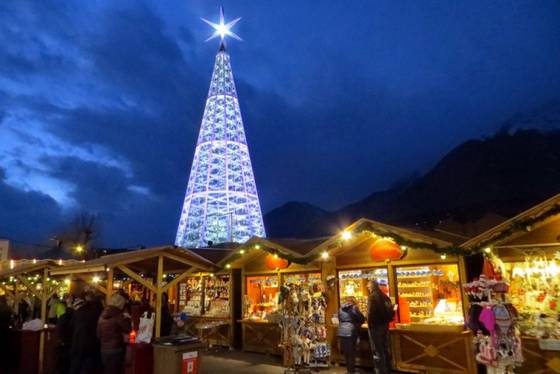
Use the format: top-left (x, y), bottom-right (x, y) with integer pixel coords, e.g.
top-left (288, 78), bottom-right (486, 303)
top-left (338, 268), bottom-right (389, 314)
top-left (179, 277), bottom-right (203, 316)
top-left (245, 275), bottom-right (279, 320)
top-left (204, 275), bottom-right (230, 317)
top-left (283, 272), bottom-right (322, 286)
top-left (396, 264), bottom-right (463, 325)
top-left (503, 258), bottom-right (560, 337)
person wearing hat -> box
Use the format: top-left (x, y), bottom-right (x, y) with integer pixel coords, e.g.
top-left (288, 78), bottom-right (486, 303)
top-left (338, 296), bottom-right (366, 374)
top-left (367, 279), bottom-right (393, 374)
top-left (97, 293), bottom-right (132, 374)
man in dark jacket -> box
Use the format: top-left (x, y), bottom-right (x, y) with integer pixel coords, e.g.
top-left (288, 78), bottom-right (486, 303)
top-left (367, 280), bottom-right (393, 374)
top-left (69, 296), bottom-right (102, 374)
top-left (338, 296), bottom-right (366, 374)
top-left (97, 293), bottom-right (132, 374)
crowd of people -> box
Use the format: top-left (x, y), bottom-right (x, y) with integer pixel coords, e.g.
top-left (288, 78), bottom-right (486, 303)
top-left (0, 288), bottom-right (174, 374)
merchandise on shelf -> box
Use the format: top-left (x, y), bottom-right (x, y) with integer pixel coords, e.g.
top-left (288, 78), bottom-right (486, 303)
top-left (338, 268), bottom-right (389, 317)
top-left (279, 280), bottom-right (329, 369)
top-left (204, 275), bottom-right (230, 317)
top-left (245, 275), bottom-right (279, 321)
top-left (464, 257), bottom-right (524, 372)
top-left (180, 277), bottom-right (203, 316)
top-left (501, 254), bottom-right (560, 340)
top-left (396, 264), bottom-right (464, 325)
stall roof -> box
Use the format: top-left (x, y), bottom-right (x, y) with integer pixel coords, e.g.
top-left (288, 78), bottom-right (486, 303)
top-left (0, 260), bottom-right (63, 279)
top-left (461, 192), bottom-right (560, 250)
top-left (188, 247), bottom-right (235, 264)
top-left (49, 246), bottom-right (217, 276)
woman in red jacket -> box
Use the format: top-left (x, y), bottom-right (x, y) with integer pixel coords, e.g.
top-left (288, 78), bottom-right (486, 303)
top-left (97, 294), bottom-right (132, 374)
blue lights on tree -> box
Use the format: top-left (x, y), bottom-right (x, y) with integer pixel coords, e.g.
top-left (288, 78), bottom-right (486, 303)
top-left (175, 8), bottom-right (266, 247)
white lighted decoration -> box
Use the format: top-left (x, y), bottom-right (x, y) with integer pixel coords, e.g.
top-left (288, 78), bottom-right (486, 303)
top-left (175, 8), bottom-right (266, 247)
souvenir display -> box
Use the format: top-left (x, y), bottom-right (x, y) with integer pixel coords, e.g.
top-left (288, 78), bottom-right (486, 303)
top-left (501, 254), bottom-right (560, 343)
top-left (464, 258), bottom-right (523, 373)
top-left (338, 268), bottom-right (389, 315)
top-left (181, 277), bottom-right (203, 316)
top-left (204, 275), bottom-right (230, 317)
top-left (245, 275), bottom-right (279, 320)
top-left (397, 264), bottom-right (463, 325)
top-left (279, 279), bottom-right (329, 370)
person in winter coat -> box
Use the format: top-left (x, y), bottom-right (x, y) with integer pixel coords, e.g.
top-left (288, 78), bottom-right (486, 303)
top-left (69, 296), bottom-right (102, 374)
top-left (56, 296), bottom-right (74, 374)
top-left (367, 280), bottom-right (393, 374)
top-left (338, 296), bottom-right (366, 374)
top-left (97, 294), bottom-right (132, 374)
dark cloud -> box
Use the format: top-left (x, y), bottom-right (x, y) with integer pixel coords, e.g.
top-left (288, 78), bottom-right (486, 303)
top-left (0, 167), bottom-right (62, 241)
top-left (1, 0), bottom-right (560, 246)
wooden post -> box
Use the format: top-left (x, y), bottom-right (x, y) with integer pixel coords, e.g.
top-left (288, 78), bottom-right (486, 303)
top-left (321, 258), bottom-right (338, 362)
top-left (155, 255), bottom-right (164, 338)
top-left (106, 268), bottom-right (114, 305)
top-left (38, 267), bottom-right (49, 374)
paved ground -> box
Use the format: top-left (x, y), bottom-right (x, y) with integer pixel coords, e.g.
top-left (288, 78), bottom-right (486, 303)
top-left (200, 350), bottom-right (356, 374)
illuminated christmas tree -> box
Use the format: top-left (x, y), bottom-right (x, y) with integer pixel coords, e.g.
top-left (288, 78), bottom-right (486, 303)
top-left (175, 8), bottom-right (266, 247)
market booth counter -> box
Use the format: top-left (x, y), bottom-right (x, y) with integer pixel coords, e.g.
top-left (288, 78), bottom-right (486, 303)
top-left (325, 219), bottom-right (474, 373)
top-left (177, 273), bottom-right (234, 348)
top-left (220, 238), bottom-right (329, 357)
top-left (460, 194), bottom-right (560, 374)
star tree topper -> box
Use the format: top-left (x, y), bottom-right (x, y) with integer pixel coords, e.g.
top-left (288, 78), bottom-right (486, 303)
top-left (201, 7), bottom-right (242, 42)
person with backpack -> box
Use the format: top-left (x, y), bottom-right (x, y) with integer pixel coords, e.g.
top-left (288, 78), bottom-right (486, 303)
top-left (338, 296), bottom-right (366, 374)
top-left (367, 279), bottom-right (393, 374)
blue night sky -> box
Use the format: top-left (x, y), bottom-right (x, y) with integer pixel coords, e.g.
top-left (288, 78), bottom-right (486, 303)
top-left (1, 1), bottom-right (560, 248)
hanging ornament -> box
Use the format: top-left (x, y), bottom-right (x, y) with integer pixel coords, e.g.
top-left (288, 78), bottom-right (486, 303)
top-left (369, 238), bottom-right (405, 261)
top-left (265, 254), bottom-right (289, 270)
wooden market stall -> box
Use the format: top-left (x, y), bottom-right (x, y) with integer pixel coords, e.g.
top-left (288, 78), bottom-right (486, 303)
top-left (461, 193), bottom-right (560, 374)
top-left (49, 246), bottom-right (217, 338)
top-left (219, 237), bottom-right (330, 358)
top-left (302, 218), bottom-right (475, 374)
top-left (171, 246), bottom-right (238, 348)
top-left (0, 259), bottom-right (70, 374)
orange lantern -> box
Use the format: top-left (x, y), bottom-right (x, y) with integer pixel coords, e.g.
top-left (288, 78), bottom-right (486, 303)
top-left (265, 254), bottom-right (289, 270)
top-left (369, 238), bottom-right (405, 261)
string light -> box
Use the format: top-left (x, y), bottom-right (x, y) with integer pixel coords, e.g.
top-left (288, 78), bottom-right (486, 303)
top-left (440, 254), bottom-right (447, 260)
top-left (76, 245), bottom-right (84, 253)
top-left (226, 264), bottom-right (231, 269)
top-left (92, 276), bottom-right (100, 283)
top-left (484, 247), bottom-right (492, 254)
top-left (273, 254), bottom-right (279, 259)
top-left (239, 249), bottom-right (245, 254)
top-left (341, 231), bottom-right (352, 241)
top-left (64, 278), bottom-right (71, 285)
top-left (255, 244), bottom-right (260, 249)
top-left (321, 251), bottom-right (329, 259)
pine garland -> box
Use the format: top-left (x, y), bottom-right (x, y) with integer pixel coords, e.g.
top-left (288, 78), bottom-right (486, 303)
top-left (219, 204), bottom-right (560, 270)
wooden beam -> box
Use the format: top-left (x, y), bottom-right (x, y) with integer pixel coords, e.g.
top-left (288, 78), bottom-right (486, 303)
top-left (162, 270), bottom-right (192, 293)
top-left (155, 255), bottom-right (164, 338)
top-left (17, 276), bottom-right (39, 299)
top-left (162, 252), bottom-right (211, 271)
top-left (117, 265), bottom-right (157, 293)
top-left (106, 268), bottom-right (114, 305)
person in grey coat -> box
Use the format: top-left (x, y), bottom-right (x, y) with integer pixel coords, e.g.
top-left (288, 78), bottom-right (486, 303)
top-left (338, 296), bottom-right (366, 374)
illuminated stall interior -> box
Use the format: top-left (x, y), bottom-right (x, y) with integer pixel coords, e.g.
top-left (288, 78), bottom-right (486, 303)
top-left (461, 193), bottom-right (560, 374)
top-left (325, 218), bottom-right (474, 374)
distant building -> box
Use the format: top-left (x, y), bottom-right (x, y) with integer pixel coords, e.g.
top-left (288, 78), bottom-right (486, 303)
top-left (0, 239), bottom-right (9, 262)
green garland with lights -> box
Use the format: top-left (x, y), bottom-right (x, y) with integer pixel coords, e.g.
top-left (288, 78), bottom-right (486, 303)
top-left (218, 204), bottom-right (560, 270)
